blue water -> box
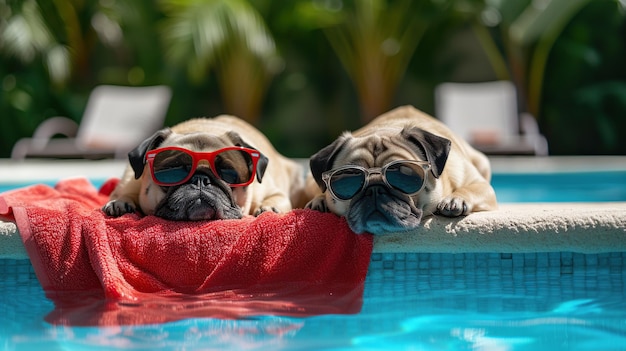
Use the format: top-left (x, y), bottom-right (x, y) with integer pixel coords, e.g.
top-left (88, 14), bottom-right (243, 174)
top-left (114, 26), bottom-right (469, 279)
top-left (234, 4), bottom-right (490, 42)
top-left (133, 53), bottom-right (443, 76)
top-left (491, 170), bottom-right (626, 203)
top-left (0, 179), bottom-right (108, 195)
top-left (2, 253), bottom-right (626, 350)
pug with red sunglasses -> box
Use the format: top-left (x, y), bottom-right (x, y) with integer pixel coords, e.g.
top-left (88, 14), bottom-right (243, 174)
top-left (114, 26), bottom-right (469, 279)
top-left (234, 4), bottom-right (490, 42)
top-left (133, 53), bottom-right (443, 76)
top-left (305, 105), bottom-right (498, 235)
top-left (103, 116), bottom-right (306, 221)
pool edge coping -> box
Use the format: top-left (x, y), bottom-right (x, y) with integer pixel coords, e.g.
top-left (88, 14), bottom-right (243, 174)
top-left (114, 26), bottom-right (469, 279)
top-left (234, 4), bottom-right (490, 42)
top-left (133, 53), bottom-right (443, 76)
top-left (2, 202), bottom-right (626, 259)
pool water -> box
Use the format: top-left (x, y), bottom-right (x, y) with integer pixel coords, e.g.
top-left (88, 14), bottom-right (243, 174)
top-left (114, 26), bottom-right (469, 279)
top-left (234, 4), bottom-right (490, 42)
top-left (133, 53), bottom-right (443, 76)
top-left (0, 179), bottom-right (108, 195)
top-left (491, 170), bottom-right (626, 203)
top-left (2, 252), bottom-right (626, 350)
top-left (1, 170), bottom-right (624, 203)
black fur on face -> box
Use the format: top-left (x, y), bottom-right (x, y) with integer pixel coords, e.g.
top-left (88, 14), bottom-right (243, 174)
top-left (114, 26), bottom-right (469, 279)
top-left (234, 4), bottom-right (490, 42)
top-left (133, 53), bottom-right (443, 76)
top-left (346, 181), bottom-right (423, 235)
top-left (153, 168), bottom-right (243, 221)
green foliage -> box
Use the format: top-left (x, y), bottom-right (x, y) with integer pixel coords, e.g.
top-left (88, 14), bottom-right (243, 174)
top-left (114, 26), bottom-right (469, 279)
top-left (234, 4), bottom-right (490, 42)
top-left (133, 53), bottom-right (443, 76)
top-left (467, 0), bottom-right (626, 155)
top-left (0, 0), bottom-right (625, 158)
top-left (540, 0), bottom-right (626, 154)
top-left (321, 0), bottom-right (431, 122)
top-left (159, 0), bottom-right (281, 122)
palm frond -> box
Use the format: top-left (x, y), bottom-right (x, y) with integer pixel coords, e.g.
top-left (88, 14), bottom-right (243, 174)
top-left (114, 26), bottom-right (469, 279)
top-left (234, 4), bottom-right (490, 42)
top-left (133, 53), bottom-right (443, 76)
top-left (0, 0), bottom-right (72, 84)
top-left (1, 0), bottom-right (54, 62)
top-left (509, 0), bottom-right (590, 45)
top-left (159, 0), bottom-right (279, 121)
top-left (323, 0), bottom-right (427, 121)
top-left (160, 0), bottom-right (278, 81)
top-left (45, 44), bottom-right (70, 84)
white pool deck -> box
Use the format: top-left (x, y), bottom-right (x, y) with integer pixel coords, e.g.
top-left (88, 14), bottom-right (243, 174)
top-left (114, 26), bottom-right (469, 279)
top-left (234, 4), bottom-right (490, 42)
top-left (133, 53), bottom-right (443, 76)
top-left (1, 156), bottom-right (625, 259)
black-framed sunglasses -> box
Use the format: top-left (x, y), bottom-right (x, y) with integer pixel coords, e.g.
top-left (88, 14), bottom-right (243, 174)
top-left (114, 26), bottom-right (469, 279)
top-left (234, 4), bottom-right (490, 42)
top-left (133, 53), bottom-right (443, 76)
top-left (321, 160), bottom-right (431, 201)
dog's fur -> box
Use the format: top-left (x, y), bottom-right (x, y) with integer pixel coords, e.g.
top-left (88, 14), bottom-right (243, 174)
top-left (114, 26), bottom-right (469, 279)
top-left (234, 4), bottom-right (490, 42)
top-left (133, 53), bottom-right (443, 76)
top-left (103, 115), bottom-right (305, 221)
top-left (306, 105), bottom-right (497, 234)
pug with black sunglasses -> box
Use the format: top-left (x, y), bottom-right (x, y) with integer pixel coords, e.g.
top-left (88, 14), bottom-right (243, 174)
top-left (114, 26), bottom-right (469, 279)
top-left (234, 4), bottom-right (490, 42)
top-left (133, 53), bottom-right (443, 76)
top-left (305, 105), bottom-right (497, 235)
top-left (103, 116), bottom-right (306, 221)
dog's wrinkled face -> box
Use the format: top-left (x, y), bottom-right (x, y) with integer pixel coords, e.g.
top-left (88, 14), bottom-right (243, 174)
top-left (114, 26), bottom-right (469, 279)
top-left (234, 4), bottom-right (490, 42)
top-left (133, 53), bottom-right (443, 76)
top-left (310, 127), bottom-right (451, 235)
top-left (129, 129), bottom-right (267, 221)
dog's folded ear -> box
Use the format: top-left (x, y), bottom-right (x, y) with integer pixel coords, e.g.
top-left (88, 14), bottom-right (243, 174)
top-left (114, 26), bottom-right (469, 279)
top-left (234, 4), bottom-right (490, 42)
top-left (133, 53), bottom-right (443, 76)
top-left (401, 127), bottom-right (451, 178)
top-left (253, 154), bottom-right (269, 183)
top-left (128, 128), bottom-right (172, 179)
top-left (226, 131), bottom-right (269, 183)
top-left (309, 133), bottom-right (351, 191)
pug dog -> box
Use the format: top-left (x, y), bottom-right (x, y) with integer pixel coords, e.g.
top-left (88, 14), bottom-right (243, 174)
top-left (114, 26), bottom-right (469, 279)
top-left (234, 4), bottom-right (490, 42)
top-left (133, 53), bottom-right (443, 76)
top-left (103, 115), bottom-right (305, 220)
top-left (306, 105), bottom-right (497, 235)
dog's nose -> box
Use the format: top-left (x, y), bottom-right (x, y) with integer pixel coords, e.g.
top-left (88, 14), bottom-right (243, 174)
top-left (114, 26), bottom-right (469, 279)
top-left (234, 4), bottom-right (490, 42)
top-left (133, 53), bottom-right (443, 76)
top-left (190, 173), bottom-right (212, 187)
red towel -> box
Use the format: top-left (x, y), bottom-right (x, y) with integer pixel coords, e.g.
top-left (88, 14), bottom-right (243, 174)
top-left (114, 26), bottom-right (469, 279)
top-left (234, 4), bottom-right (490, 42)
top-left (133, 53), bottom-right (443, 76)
top-left (0, 178), bottom-right (373, 326)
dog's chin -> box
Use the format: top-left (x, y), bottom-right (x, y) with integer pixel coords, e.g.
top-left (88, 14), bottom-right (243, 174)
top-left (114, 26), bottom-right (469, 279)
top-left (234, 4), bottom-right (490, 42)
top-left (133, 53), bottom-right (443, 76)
top-left (154, 186), bottom-right (242, 221)
top-left (346, 190), bottom-right (422, 235)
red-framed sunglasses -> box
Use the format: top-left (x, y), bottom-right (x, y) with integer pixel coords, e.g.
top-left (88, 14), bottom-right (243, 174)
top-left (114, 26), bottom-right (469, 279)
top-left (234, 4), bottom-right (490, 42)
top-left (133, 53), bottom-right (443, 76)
top-left (145, 146), bottom-right (263, 187)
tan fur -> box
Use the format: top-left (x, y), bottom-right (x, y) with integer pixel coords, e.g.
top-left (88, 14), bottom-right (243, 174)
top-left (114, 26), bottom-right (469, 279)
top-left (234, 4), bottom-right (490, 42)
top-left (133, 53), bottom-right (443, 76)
top-left (306, 105), bottom-right (497, 234)
top-left (105, 115), bottom-right (305, 218)
top-left (353, 106), bottom-right (497, 214)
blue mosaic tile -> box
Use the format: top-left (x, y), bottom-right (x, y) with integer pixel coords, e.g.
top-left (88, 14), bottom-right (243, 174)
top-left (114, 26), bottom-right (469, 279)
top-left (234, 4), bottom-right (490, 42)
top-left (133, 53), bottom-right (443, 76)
top-left (3, 252), bottom-right (626, 302)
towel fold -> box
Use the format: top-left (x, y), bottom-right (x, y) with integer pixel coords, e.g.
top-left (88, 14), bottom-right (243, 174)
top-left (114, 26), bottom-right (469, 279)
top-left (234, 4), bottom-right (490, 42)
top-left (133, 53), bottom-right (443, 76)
top-left (0, 178), bottom-right (373, 325)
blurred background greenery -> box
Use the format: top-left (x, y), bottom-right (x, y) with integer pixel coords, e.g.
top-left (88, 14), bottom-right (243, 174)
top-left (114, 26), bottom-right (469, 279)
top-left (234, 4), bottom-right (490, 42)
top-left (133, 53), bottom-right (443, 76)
top-left (1, 0), bottom-right (625, 158)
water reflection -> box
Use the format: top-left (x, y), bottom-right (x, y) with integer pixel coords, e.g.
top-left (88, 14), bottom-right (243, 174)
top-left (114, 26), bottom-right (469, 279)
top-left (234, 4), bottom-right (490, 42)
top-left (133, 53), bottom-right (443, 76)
top-left (44, 282), bottom-right (365, 326)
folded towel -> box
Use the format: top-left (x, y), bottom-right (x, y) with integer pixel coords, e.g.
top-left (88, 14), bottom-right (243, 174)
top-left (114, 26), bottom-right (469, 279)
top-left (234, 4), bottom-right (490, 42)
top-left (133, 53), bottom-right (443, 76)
top-left (0, 178), bottom-right (373, 325)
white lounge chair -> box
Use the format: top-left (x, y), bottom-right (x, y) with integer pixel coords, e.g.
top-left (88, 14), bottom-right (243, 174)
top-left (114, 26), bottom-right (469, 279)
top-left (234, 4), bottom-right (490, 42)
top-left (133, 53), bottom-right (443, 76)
top-left (11, 85), bottom-right (172, 160)
top-left (435, 80), bottom-right (548, 156)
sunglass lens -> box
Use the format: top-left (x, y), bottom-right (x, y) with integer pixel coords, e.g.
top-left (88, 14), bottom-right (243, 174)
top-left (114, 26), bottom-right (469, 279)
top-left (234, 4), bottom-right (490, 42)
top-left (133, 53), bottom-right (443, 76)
top-left (152, 149), bottom-right (193, 184)
top-left (385, 162), bottom-right (425, 194)
top-left (329, 169), bottom-right (366, 200)
top-left (214, 150), bottom-right (254, 185)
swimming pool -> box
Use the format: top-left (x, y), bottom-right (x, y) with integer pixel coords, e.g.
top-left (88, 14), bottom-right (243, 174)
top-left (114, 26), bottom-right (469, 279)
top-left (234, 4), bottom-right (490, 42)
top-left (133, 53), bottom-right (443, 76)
top-left (3, 252), bottom-right (626, 350)
top-left (1, 157), bottom-right (626, 350)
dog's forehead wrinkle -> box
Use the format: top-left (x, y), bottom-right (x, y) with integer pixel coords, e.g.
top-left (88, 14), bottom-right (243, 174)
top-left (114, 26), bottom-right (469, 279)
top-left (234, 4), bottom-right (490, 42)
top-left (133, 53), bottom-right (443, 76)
top-left (370, 138), bottom-right (385, 158)
top-left (170, 133), bottom-right (229, 151)
top-left (395, 138), bottom-right (427, 162)
top-left (343, 136), bottom-right (385, 167)
top-left (369, 137), bottom-right (422, 166)
top-left (336, 138), bottom-right (373, 167)
top-left (341, 136), bottom-right (422, 168)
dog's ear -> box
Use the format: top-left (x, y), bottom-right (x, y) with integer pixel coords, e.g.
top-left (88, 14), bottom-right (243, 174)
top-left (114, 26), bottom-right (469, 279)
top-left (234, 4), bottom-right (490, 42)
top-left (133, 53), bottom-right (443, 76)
top-left (226, 131), bottom-right (268, 183)
top-left (401, 127), bottom-right (451, 179)
top-left (309, 133), bottom-right (352, 191)
top-left (129, 128), bottom-right (172, 179)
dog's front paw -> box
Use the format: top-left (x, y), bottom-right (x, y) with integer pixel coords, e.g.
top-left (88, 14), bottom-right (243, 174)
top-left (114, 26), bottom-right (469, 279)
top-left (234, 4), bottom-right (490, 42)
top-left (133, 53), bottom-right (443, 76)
top-left (437, 196), bottom-right (469, 217)
top-left (102, 199), bottom-right (137, 217)
top-left (253, 206), bottom-right (280, 216)
top-left (305, 195), bottom-right (329, 212)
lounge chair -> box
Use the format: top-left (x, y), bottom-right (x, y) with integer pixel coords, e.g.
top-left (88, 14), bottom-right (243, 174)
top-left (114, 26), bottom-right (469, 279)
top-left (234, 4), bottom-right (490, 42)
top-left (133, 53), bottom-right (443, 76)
top-left (435, 80), bottom-right (548, 156)
top-left (11, 85), bottom-right (172, 160)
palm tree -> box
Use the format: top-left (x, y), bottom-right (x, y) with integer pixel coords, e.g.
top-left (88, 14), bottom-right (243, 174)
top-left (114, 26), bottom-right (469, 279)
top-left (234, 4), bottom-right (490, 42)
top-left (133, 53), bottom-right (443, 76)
top-left (0, 0), bottom-right (163, 86)
top-left (0, 0), bottom-right (73, 85)
top-left (160, 0), bottom-right (281, 124)
top-left (322, 0), bottom-right (429, 123)
top-left (471, 0), bottom-right (594, 117)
